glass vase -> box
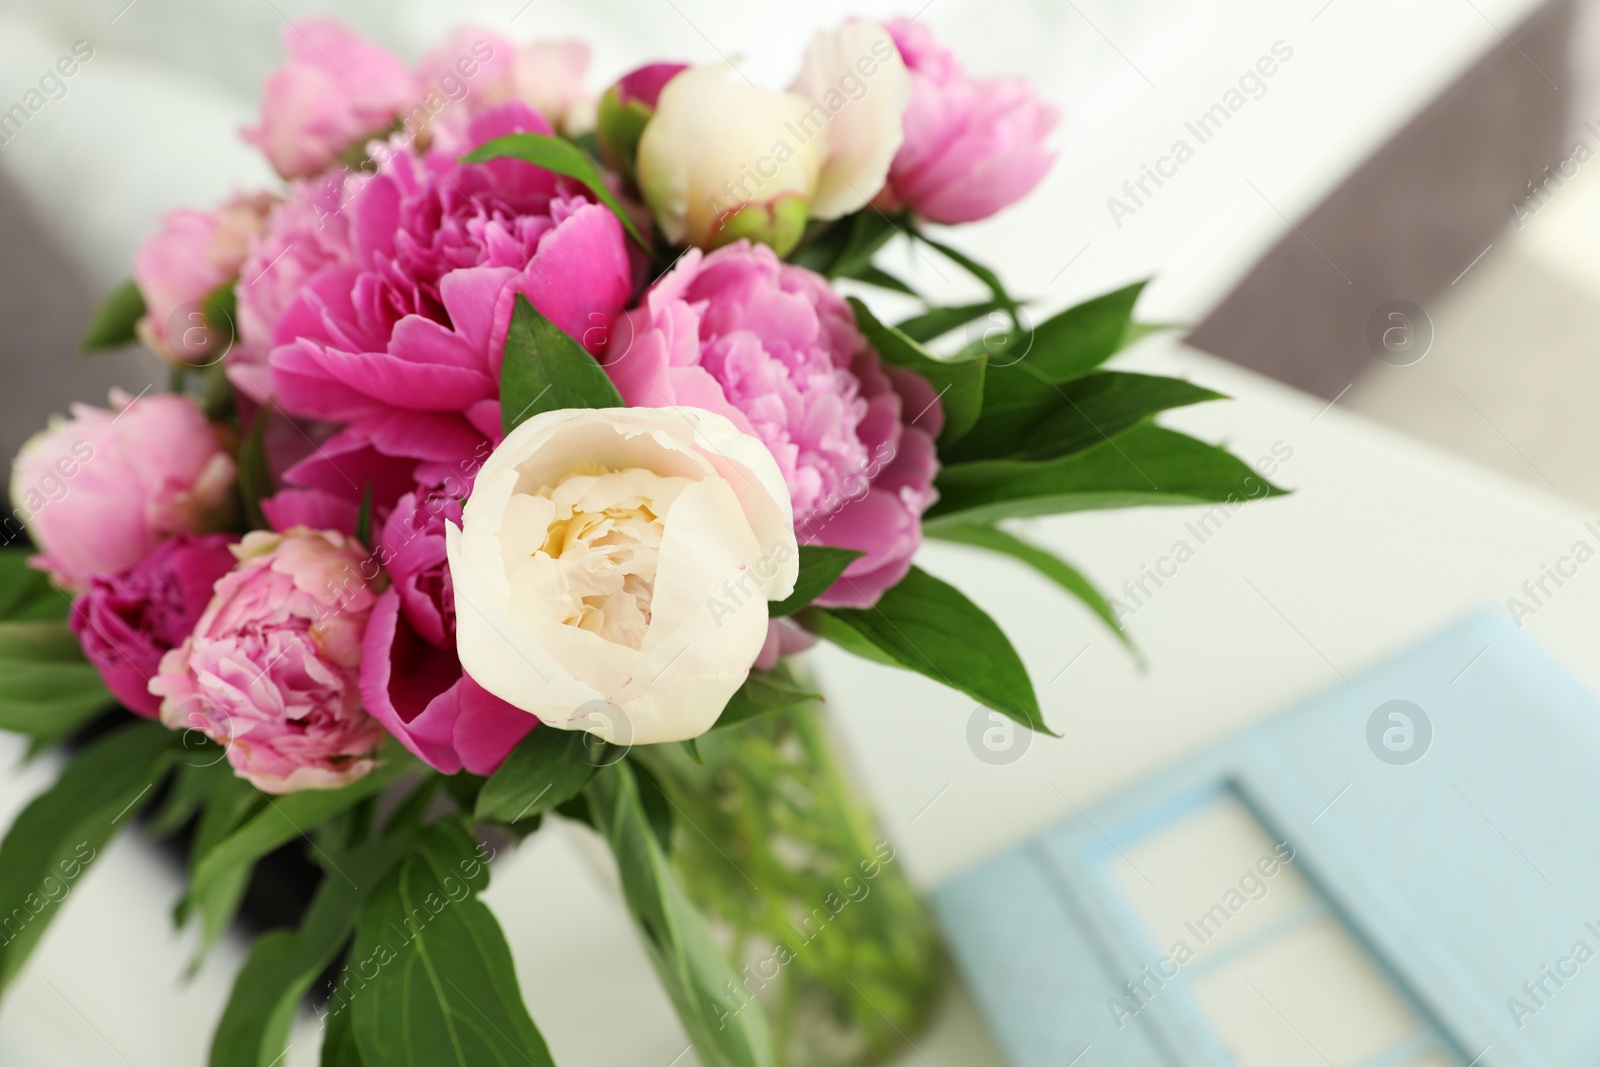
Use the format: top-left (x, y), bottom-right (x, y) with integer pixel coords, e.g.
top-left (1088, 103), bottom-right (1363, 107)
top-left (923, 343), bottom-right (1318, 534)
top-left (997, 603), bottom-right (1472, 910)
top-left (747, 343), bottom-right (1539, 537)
top-left (638, 675), bottom-right (944, 1067)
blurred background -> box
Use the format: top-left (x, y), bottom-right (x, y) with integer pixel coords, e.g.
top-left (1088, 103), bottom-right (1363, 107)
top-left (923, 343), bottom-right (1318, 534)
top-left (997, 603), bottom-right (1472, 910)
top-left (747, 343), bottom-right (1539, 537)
top-left (5, 0), bottom-right (1600, 1064)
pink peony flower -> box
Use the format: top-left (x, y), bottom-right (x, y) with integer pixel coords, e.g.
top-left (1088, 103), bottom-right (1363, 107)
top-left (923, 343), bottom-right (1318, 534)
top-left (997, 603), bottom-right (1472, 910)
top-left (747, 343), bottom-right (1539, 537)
top-left (359, 484), bottom-right (533, 775)
top-left (604, 241), bottom-right (941, 608)
top-left (878, 19), bottom-right (1058, 224)
top-left (232, 180), bottom-right (354, 403)
top-left (70, 534), bottom-right (238, 717)
top-left (243, 18), bottom-right (417, 180)
top-left (10, 391), bottom-right (236, 590)
top-left (263, 101), bottom-right (634, 505)
top-left (133, 193), bottom-right (274, 363)
top-left (415, 28), bottom-right (593, 147)
top-left (151, 529), bottom-right (387, 793)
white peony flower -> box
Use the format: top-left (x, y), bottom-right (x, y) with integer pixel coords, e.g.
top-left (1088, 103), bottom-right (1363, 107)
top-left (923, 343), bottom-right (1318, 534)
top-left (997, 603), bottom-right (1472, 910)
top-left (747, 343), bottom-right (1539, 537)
top-left (447, 407), bottom-right (799, 745)
top-left (635, 21), bottom-right (909, 253)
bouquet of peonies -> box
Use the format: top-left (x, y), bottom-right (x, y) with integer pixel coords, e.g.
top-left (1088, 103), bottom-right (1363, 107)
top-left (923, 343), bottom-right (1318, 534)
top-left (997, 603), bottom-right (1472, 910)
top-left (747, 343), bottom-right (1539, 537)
top-left (0, 15), bottom-right (1281, 1067)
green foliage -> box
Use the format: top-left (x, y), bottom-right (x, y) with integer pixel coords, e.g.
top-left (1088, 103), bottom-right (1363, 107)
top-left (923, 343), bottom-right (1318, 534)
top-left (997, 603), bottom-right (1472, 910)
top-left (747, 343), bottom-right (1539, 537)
top-left (801, 566), bottom-right (1048, 734)
top-left (500, 295), bottom-right (624, 435)
top-left (769, 546), bottom-right (863, 617)
top-left (237, 412), bottom-right (274, 532)
top-left (80, 279), bottom-right (145, 353)
top-left (849, 298), bottom-right (985, 444)
top-left (348, 822), bottom-right (556, 1067)
top-left (211, 829), bottom-right (418, 1067)
top-left (463, 133), bottom-right (648, 248)
top-left (0, 722), bottom-right (174, 995)
top-left (929, 422), bottom-right (1288, 528)
top-left (475, 726), bottom-right (596, 825)
top-left (586, 762), bottom-right (777, 1067)
top-left (712, 661), bottom-right (822, 732)
top-left (929, 523), bottom-right (1136, 655)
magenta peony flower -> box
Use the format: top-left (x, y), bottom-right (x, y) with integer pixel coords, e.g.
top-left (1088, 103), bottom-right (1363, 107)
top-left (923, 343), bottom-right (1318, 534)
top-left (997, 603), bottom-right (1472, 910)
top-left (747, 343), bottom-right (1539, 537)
top-left (604, 241), bottom-right (940, 608)
top-left (10, 391), bottom-right (236, 590)
top-left (70, 534), bottom-right (238, 718)
top-left (243, 18), bottom-right (417, 180)
top-left (133, 193), bottom-right (273, 363)
top-left (878, 19), bottom-right (1058, 224)
top-left (151, 529), bottom-right (387, 793)
top-left (359, 484), bottom-right (533, 775)
top-left (263, 101), bottom-right (634, 503)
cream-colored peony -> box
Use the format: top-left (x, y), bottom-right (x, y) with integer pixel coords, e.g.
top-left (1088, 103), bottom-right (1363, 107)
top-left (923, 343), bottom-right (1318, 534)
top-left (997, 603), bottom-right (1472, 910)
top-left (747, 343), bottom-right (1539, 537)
top-left (447, 407), bottom-right (798, 745)
top-left (636, 21), bottom-right (909, 253)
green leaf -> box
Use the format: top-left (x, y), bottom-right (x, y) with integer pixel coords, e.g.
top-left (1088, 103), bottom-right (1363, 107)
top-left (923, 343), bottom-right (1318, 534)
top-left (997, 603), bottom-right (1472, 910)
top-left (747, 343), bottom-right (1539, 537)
top-left (500, 294), bottom-right (624, 435)
top-left (769, 545), bottom-right (863, 617)
top-left (895, 298), bottom-right (1011, 344)
top-left (475, 725), bottom-right (595, 824)
top-left (80, 279), bottom-right (145, 353)
top-left (211, 829), bottom-right (418, 1067)
top-left (712, 661), bottom-right (821, 732)
top-left (631, 758), bottom-right (675, 853)
top-left (177, 764), bottom-right (262, 967)
top-left (237, 412), bottom-right (274, 532)
top-left (1023, 280), bottom-right (1147, 382)
top-left (354, 482), bottom-right (375, 548)
top-left (586, 762), bottom-right (776, 1067)
top-left (848, 297), bottom-right (985, 445)
top-left (914, 234), bottom-right (1021, 315)
top-left (799, 566), bottom-right (1047, 734)
top-left (0, 550), bottom-right (65, 622)
top-left (463, 133), bottom-right (649, 249)
top-left (187, 755), bottom-right (415, 937)
top-left (321, 1001), bottom-right (366, 1066)
top-left (851, 265), bottom-right (922, 299)
top-left (949, 370), bottom-right (1224, 465)
top-left (349, 822), bottom-right (555, 1067)
top-left (0, 721), bottom-right (173, 996)
top-left (0, 621), bottom-right (115, 743)
top-left (928, 523), bottom-right (1136, 655)
top-left (790, 211), bottom-right (904, 279)
top-left (928, 422), bottom-right (1289, 528)
top-left (830, 212), bottom-right (903, 279)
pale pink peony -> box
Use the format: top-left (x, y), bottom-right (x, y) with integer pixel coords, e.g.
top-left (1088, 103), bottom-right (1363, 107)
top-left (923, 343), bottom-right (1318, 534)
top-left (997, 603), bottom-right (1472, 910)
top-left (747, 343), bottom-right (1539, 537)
top-left (415, 28), bottom-right (593, 149)
top-left (263, 101), bottom-right (634, 506)
top-left (359, 483), bottom-right (534, 775)
top-left (603, 241), bottom-right (941, 608)
top-left (879, 19), bottom-right (1058, 224)
top-left (151, 529), bottom-right (387, 793)
top-left (71, 533), bottom-right (238, 718)
top-left (232, 180), bottom-right (355, 403)
top-left (243, 19), bottom-right (417, 180)
top-left (10, 391), bottom-right (236, 590)
top-left (133, 193), bottom-right (274, 363)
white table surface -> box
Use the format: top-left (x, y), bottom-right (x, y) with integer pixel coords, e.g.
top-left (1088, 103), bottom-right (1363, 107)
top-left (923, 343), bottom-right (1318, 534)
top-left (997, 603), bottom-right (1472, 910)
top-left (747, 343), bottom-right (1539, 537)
top-left (0, 0), bottom-right (1568, 1063)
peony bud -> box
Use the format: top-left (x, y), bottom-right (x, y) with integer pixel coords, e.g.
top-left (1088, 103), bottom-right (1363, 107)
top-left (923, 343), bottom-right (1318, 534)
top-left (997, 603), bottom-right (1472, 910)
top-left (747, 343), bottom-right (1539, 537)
top-left (634, 22), bottom-right (908, 254)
